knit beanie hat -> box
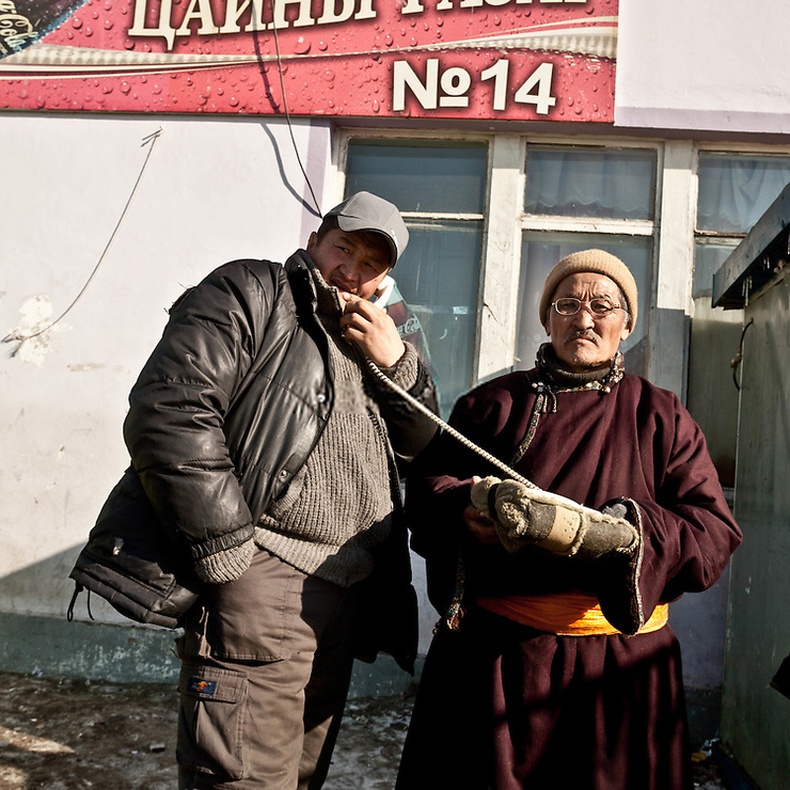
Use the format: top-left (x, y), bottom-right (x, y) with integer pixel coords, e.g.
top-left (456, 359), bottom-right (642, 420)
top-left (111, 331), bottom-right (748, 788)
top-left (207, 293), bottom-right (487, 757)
top-left (539, 249), bottom-right (638, 329)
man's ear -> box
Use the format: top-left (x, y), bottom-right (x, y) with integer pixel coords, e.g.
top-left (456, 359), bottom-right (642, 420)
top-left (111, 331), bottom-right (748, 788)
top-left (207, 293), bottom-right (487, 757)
top-left (306, 231), bottom-right (318, 251)
top-left (619, 322), bottom-right (632, 342)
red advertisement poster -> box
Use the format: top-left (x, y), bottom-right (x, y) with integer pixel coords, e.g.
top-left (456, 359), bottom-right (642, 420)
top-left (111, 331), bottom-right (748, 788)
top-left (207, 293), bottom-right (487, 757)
top-left (0, 0), bottom-right (617, 122)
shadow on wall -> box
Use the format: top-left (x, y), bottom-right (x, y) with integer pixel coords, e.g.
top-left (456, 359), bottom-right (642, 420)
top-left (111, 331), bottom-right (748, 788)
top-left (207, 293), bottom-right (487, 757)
top-left (0, 549), bottom-right (420, 697)
top-left (0, 547), bottom-right (182, 683)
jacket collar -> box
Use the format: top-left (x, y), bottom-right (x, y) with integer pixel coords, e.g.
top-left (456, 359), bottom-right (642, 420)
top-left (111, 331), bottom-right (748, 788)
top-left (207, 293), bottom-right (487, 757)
top-left (285, 250), bottom-right (318, 312)
top-left (285, 250), bottom-right (345, 319)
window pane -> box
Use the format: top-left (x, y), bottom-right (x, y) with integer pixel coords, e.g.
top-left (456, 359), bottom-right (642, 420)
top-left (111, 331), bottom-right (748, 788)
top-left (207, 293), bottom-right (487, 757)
top-left (346, 140), bottom-right (488, 214)
top-left (345, 140), bottom-right (487, 416)
top-left (693, 239), bottom-right (739, 298)
top-left (516, 233), bottom-right (652, 376)
top-left (392, 220), bottom-right (482, 416)
top-left (525, 147), bottom-right (656, 220)
top-left (687, 239), bottom-right (743, 488)
top-left (697, 153), bottom-right (790, 233)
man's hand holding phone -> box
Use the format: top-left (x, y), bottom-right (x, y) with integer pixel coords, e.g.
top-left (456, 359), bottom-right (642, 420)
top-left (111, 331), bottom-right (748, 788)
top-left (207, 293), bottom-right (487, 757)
top-left (339, 292), bottom-right (406, 368)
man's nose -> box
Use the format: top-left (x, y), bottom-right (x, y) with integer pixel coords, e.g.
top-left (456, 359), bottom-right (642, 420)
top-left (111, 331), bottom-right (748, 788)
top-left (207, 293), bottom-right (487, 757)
top-left (571, 307), bottom-right (596, 328)
top-left (336, 262), bottom-right (359, 287)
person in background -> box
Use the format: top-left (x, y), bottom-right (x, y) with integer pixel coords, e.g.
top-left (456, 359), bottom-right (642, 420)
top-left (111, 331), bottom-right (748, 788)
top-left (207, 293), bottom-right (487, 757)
top-left (122, 191), bottom-right (438, 789)
top-left (379, 276), bottom-right (436, 379)
top-left (396, 248), bottom-right (742, 790)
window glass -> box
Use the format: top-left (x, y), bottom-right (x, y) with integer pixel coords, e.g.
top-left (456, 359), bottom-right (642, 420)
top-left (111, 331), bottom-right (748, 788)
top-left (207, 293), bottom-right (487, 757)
top-left (393, 220), bottom-right (482, 416)
top-left (345, 140), bottom-right (488, 214)
top-left (693, 239), bottom-right (739, 298)
top-left (345, 140), bottom-right (487, 416)
top-left (517, 233), bottom-right (652, 376)
top-left (697, 153), bottom-right (790, 233)
top-left (525, 147), bottom-right (656, 220)
top-left (687, 153), bottom-right (790, 489)
top-left (688, 239), bottom-right (742, 488)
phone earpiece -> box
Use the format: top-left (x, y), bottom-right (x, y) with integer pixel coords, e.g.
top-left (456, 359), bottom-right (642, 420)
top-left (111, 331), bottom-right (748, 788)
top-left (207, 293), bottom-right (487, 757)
top-left (371, 275), bottom-right (395, 305)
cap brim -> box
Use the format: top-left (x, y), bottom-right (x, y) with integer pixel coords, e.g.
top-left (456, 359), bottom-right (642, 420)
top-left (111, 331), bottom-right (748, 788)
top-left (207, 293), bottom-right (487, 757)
top-left (336, 216), bottom-right (398, 268)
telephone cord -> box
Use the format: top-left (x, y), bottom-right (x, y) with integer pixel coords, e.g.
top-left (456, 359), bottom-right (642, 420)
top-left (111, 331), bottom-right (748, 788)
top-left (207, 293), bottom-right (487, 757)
top-left (365, 357), bottom-right (607, 517)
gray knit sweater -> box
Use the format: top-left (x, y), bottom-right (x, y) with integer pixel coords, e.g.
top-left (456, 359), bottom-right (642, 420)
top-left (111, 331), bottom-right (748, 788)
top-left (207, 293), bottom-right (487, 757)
top-left (253, 262), bottom-right (421, 587)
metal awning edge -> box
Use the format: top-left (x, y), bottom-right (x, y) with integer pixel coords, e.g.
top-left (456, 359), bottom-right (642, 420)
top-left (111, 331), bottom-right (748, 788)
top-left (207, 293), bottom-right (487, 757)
top-left (712, 181), bottom-right (790, 309)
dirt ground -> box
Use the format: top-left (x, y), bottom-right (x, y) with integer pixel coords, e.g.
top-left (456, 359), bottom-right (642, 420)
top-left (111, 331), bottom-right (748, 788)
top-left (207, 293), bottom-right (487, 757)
top-left (0, 671), bottom-right (728, 789)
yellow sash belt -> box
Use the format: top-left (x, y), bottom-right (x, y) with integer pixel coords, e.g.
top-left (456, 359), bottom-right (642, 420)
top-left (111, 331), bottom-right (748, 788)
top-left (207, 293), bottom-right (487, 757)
top-left (476, 592), bottom-right (669, 636)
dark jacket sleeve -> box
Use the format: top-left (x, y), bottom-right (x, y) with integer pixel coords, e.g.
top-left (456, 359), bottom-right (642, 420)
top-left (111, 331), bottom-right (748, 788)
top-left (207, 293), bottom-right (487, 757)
top-left (369, 342), bottom-right (440, 463)
top-left (594, 389), bottom-right (743, 634)
top-left (627, 398), bottom-right (743, 617)
top-left (407, 378), bottom-right (743, 631)
top-left (122, 260), bottom-right (279, 564)
top-left (405, 387), bottom-right (504, 613)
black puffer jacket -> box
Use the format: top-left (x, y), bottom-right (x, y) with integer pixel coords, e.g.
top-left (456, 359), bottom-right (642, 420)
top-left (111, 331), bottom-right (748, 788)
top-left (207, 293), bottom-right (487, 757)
top-left (123, 251), bottom-right (438, 568)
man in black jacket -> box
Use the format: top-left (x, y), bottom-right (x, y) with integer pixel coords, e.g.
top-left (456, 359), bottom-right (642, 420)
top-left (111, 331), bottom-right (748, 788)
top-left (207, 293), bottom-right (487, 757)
top-left (122, 191), bottom-right (438, 789)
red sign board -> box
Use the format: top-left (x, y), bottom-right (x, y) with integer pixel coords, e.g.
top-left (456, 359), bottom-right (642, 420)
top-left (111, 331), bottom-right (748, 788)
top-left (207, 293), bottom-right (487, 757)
top-left (0, 0), bottom-right (617, 121)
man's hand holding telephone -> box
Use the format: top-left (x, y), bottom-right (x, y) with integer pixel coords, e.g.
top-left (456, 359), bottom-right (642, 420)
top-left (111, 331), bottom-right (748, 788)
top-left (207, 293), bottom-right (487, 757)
top-left (339, 288), bottom-right (406, 368)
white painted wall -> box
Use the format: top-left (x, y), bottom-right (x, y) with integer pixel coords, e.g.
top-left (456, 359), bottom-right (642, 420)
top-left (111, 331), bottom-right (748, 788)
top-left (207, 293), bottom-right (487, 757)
top-left (4, 0), bottom-right (783, 670)
top-left (617, 0), bottom-right (790, 134)
top-left (0, 113), bottom-right (332, 623)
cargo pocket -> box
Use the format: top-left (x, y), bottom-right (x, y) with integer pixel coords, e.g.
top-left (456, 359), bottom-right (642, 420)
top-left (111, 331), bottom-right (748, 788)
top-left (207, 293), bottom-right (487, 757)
top-left (177, 663), bottom-right (249, 781)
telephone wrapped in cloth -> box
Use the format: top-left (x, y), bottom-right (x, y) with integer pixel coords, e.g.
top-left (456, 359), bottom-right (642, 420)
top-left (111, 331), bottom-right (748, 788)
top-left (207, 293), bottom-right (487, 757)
top-left (471, 476), bottom-right (651, 636)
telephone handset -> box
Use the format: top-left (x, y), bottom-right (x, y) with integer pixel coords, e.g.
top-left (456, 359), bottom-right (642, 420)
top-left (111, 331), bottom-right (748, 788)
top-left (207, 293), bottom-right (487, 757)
top-left (369, 274), bottom-right (395, 306)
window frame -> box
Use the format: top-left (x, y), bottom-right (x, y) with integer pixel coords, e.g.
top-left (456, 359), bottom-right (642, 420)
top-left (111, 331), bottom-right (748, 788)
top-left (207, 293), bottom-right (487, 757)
top-left (334, 129), bottom-right (495, 399)
top-left (473, 133), bottom-right (667, 387)
top-left (333, 129), bottom-right (790, 405)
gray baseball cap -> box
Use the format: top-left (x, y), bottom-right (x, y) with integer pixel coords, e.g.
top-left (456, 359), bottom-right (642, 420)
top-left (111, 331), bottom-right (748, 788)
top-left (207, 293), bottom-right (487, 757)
top-left (324, 191), bottom-right (409, 267)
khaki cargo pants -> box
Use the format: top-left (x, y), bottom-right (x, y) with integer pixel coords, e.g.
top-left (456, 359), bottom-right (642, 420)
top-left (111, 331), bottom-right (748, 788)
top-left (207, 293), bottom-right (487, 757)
top-left (176, 549), bottom-right (360, 789)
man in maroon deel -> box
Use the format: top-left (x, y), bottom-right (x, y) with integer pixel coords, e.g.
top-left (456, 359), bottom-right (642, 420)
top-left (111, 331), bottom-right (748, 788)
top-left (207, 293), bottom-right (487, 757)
top-left (397, 249), bottom-right (742, 790)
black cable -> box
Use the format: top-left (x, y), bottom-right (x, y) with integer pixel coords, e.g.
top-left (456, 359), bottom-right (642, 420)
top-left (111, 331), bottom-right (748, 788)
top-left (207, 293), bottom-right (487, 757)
top-left (731, 319), bottom-right (754, 391)
top-left (269, 4), bottom-right (322, 217)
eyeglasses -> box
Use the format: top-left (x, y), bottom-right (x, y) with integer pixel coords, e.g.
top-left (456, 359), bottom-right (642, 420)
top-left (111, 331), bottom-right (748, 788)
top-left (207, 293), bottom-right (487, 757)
top-left (551, 297), bottom-right (623, 318)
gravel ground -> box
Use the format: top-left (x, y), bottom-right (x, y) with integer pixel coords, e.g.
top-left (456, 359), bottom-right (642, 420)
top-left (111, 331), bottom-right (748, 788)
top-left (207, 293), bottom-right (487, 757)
top-left (0, 671), bottom-right (729, 789)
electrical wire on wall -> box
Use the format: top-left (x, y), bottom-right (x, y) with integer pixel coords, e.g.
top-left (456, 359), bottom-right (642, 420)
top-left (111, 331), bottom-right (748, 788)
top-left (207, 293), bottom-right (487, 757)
top-left (730, 319), bottom-right (754, 391)
top-left (4, 2), bottom-right (323, 362)
top-left (3, 128), bottom-right (163, 358)
top-left (268, 9), bottom-right (322, 218)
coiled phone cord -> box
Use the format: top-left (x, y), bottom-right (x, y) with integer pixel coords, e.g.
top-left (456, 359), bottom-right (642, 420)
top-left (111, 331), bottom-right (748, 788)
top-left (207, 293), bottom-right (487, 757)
top-left (365, 357), bottom-right (534, 487)
top-left (367, 357), bottom-right (618, 519)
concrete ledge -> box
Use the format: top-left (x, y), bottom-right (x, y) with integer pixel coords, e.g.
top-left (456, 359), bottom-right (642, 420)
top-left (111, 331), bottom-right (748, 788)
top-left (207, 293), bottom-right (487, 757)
top-left (0, 611), bottom-right (421, 698)
top-left (685, 686), bottom-right (722, 749)
top-left (0, 612), bottom-right (722, 721)
top-left (0, 612), bottom-right (181, 683)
